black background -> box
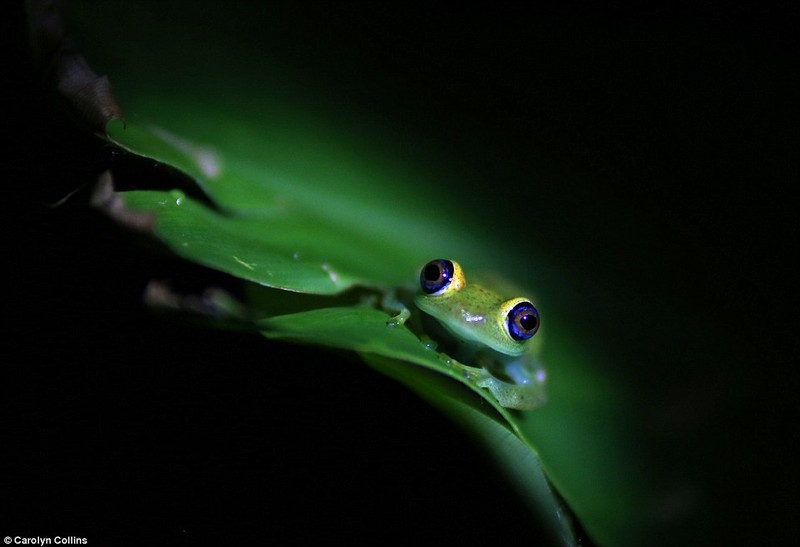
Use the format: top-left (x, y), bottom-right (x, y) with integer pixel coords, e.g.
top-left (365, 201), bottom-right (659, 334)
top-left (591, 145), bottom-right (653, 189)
top-left (4, 2), bottom-right (798, 545)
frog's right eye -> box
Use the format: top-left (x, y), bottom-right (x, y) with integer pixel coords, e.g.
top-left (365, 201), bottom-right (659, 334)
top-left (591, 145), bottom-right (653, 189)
top-left (506, 300), bottom-right (540, 341)
top-left (420, 259), bottom-right (464, 295)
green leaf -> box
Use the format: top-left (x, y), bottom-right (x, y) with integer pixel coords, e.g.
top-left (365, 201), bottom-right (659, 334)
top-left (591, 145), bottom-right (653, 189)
top-left (45, 1), bottom-right (663, 545)
top-left (121, 189), bottom-right (409, 294)
top-left (259, 305), bottom-right (580, 544)
top-left (366, 355), bottom-right (579, 547)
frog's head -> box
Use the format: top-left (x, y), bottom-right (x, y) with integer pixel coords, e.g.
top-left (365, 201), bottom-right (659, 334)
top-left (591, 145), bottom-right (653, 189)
top-left (414, 259), bottom-right (540, 357)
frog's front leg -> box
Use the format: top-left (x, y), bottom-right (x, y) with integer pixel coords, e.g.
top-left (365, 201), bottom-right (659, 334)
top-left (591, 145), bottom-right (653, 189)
top-left (475, 352), bottom-right (547, 410)
top-left (381, 288), bottom-right (411, 327)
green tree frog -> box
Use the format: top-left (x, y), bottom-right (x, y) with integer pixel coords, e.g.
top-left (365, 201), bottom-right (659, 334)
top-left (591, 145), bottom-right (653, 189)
top-left (414, 259), bottom-right (546, 410)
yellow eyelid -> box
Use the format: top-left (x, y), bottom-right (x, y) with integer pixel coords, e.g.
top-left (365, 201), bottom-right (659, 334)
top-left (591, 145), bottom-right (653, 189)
top-left (497, 297), bottom-right (535, 341)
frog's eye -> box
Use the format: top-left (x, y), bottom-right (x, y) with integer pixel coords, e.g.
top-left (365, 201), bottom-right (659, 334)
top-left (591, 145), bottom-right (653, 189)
top-left (420, 259), bottom-right (463, 295)
top-left (506, 300), bottom-right (540, 341)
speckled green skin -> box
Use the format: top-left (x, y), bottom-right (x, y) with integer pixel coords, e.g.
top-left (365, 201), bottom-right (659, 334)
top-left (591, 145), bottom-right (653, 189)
top-left (415, 282), bottom-right (529, 357)
top-left (414, 261), bottom-right (546, 409)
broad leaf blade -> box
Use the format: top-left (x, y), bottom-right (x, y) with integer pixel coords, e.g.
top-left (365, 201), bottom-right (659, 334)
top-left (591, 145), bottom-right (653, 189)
top-left (55, 2), bottom-right (654, 545)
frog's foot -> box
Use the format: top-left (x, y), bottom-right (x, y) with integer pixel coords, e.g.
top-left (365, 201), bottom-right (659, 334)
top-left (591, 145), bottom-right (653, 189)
top-left (380, 289), bottom-right (411, 327)
top-left (386, 306), bottom-right (410, 328)
top-left (476, 357), bottom-right (547, 410)
top-left (476, 372), bottom-right (547, 410)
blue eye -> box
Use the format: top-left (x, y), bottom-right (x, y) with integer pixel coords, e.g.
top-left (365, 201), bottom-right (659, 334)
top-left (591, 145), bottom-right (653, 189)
top-left (420, 259), bottom-right (455, 294)
top-left (507, 301), bottom-right (540, 341)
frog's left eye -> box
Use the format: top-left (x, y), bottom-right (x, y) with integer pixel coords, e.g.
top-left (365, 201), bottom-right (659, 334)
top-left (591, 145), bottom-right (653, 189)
top-left (506, 301), bottom-right (540, 341)
top-left (420, 259), bottom-right (463, 295)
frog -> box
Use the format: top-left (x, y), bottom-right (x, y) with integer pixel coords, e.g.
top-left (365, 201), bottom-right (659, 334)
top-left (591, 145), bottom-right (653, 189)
top-left (414, 259), bottom-right (546, 410)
